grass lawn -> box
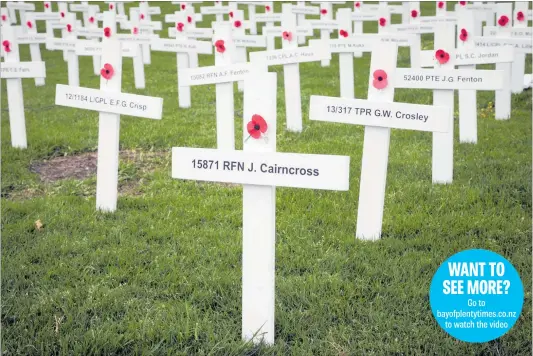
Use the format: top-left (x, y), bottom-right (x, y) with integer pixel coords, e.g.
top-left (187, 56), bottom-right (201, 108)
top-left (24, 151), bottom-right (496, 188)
top-left (2, 1), bottom-right (532, 355)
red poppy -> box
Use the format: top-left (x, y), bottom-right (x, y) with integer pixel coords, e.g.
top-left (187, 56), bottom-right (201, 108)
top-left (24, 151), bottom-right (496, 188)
top-left (498, 15), bottom-right (509, 27)
top-left (459, 28), bottom-right (468, 41)
top-left (516, 11), bottom-right (525, 22)
top-left (66, 24), bottom-right (72, 32)
top-left (459, 1), bottom-right (466, 5)
top-left (109, 4), bottom-right (114, 10)
top-left (104, 27), bottom-right (111, 37)
top-left (320, 9), bottom-right (327, 15)
top-left (229, 11), bottom-right (233, 18)
top-left (89, 16), bottom-right (94, 23)
top-left (265, 5), bottom-right (270, 12)
top-left (438, 2), bottom-right (444, 9)
top-left (379, 17), bottom-right (386, 26)
top-left (339, 29), bottom-right (349, 38)
top-left (435, 49), bottom-right (450, 64)
top-left (355, 2), bottom-right (360, 8)
top-left (214, 39), bottom-right (225, 53)
top-left (44, 2), bottom-right (49, 8)
top-left (26, 21), bottom-right (32, 28)
top-left (372, 69), bottom-right (388, 90)
top-left (140, 14), bottom-right (145, 20)
top-left (187, 15), bottom-right (192, 23)
top-left (132, 27), bottom-right (138, 35)
top-left (247, 114), bottom-right (268, 139)
top-left (282, 31), bottom-right (293, 41)
top-left (177, 22), bottom-right (184, 32)
top-left (181, 4), bottom-right (186, 10)
top-left (61, 11), bottom-right (65, 18)
top-left (234, 20), bottom-right (242, 28)
top-left (2, 40), bottom-right (11, 53)
top-left (411, 9), bottom-right (418, 18)
top-left (100, 63), bottom-right (114, 80)
top-left (1, 15), bottom-right (6, 21)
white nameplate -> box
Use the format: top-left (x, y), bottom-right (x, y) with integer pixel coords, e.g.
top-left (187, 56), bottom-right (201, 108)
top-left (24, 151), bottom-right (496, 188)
top-left (310, 96), bottom-right (450, 133)
top-left (116, 34), bottom-right (159, 44)
top-left (55, 84), bottom-right (163, 120)
top-left (32, 13), bottom-right (61, 20)
top-left (46, 39), bottom-right (77, 50)
top-left (122, 21), bottom-right (163, 31)
top-left (254, 14), bottom-right (283, 22)
top-left (420, 48), bottom-right (514, 67)
top-left (168, 27), bottom-right (213, 39)
top-left (391, 24), bottom-right (435, 34)
top-left (483, 27), bottom-right (533, 38)
top-left (172, 148), bottom-right (350, 191)
top-left (6, 2), bottom-right (35, 10)
top-left (200, 6), bottom-right (229, 15)
top-left (1, 62), bottom-right (46, 79)
top-left (394, 69), bottom-right (504, 90)
top-left (95, 14), bottom-right (127, 21)
top-left (292, 6), bottom-right (319, 15)
top-left (310, 38), bottom-right (370, 53)
top-left (352, 13), bottom-right (379, 21)
top-left (233, 35), bottom-right (267, 47)
top-left (76, 28), bottom-right (103, 38)
top-left (362, 4), bottom-right (402, 13)
top-left (69, 4), bottom-right (99, 12)
top-left (16, 34), bottom-right (48, 44)
top-left (263, 26), bottom-right (313, 37)
top-left (419, 16), bottom-right (456, 24)
top-left (151, 38), bottom-right (213, 54)
top-left (178, 63), bottom-right (253, 86)
top-left (307, 20), bottom-right (339, 30)
top-left (250, 44), bottom-right (331, 66)
top-left (75, 41), bottom-right (139, 57)
top-left (473, 36), bottom-right (532, 54)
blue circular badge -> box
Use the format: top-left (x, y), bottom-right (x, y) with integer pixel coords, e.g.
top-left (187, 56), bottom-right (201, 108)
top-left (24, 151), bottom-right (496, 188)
top-left (429, 249), bottom-right (524, 343)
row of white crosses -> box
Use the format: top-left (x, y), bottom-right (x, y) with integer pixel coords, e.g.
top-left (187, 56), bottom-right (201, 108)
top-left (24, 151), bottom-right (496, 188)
top-left (1, 23), bottom-right (47, 149)
top-left (52, 11), bottom-right (164, 212)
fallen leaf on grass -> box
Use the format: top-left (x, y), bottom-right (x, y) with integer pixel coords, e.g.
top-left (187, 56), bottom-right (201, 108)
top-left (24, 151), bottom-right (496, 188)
top-left (34, 220), bottom-right (43, 231)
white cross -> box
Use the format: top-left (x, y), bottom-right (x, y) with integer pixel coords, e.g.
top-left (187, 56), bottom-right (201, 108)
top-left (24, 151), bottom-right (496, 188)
top-left (395, 22), bottom-right (505, 185)
top-left (6, 2), bottom-right (34, 29)
top-left (45, 13), bottom-right (79, 87)
top-left (151, 13), bottom-right (213, 108)
top-left (482, 2), bottom-right (531, 94)
top-left (16, 13), bottom-right (45, 86)
top-left (311, 7), bottom-right (417, 99)
top-left (250, 3), bottom-right (330, 133)
top-left (1, 25), bottom-right (46, 149)
top-left (172, 69), bottom-right (350, 345)
top-left (309, 42), bottom-right (453, 241)
top-left (178, 23), bottom-right (247, 150)
top-left (54, 12), bottom-right (164, 213)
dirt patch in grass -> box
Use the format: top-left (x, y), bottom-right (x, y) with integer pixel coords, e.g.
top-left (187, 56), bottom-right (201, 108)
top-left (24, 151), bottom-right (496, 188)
top-left (30, 150), bottom-right (169, 183)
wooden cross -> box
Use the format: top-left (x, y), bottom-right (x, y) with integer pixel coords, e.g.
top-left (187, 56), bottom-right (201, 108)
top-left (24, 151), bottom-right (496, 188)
top-left (310, 42), bottom-right (452, 241)
top-left (54, 12), bottom-right (164, 212)
top-left (1, 25), bottom-right (46, 148)
top-left (172, 69), bottom-right (350, 345)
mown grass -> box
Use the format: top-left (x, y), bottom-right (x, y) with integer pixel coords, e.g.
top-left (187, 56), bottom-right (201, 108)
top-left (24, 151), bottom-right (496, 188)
top-left (1, 1), bottom-right (532, 355)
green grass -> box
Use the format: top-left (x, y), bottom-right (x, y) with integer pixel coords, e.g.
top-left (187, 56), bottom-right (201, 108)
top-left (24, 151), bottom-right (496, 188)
top-left (2, 1), bottom-right (532, 355)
